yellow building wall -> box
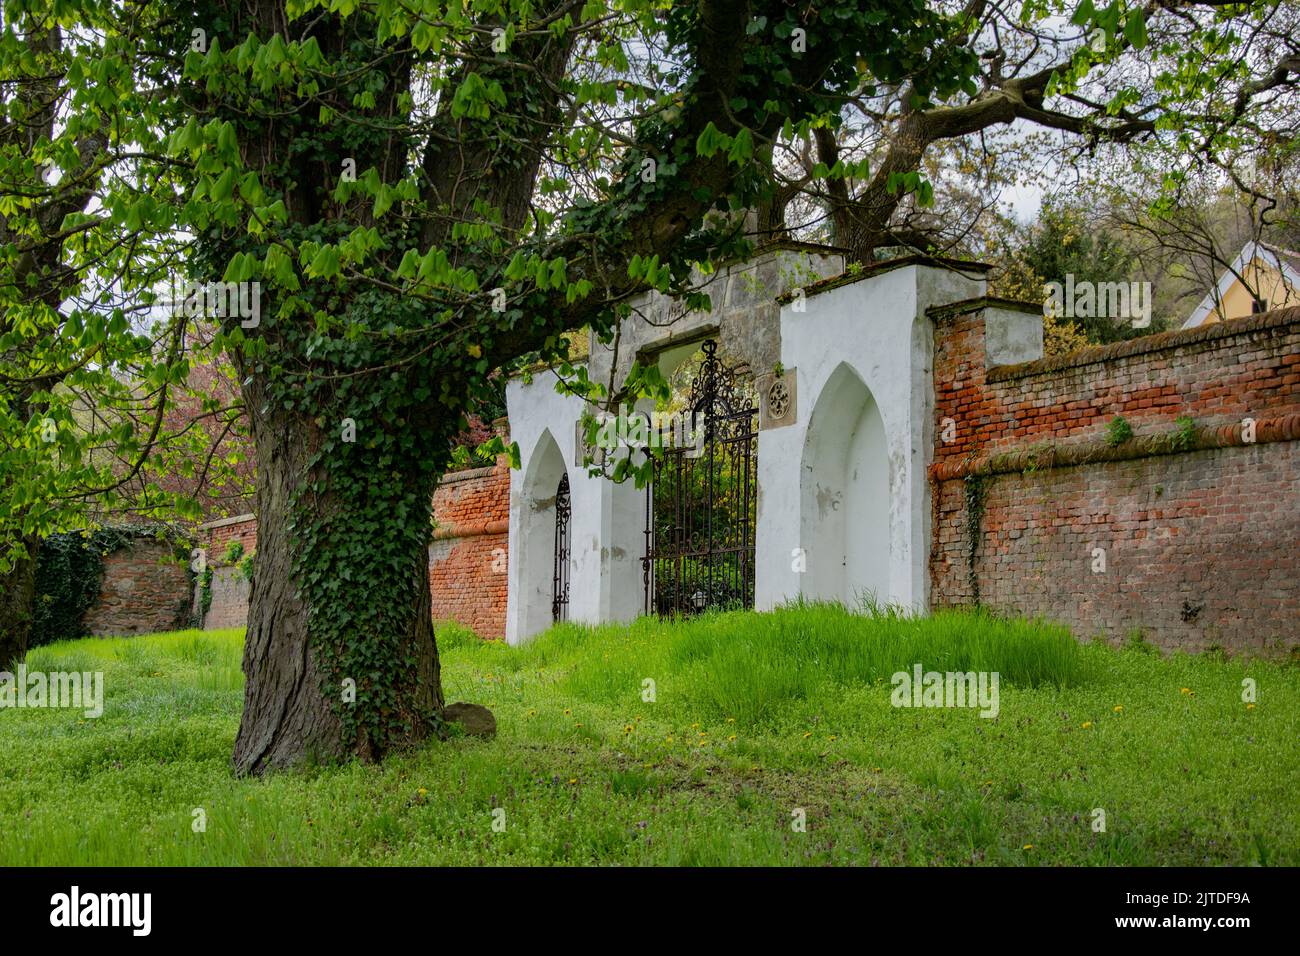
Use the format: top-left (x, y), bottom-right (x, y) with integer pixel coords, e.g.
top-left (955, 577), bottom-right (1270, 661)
top-left (1203, 259), bottom-right (1300, 324)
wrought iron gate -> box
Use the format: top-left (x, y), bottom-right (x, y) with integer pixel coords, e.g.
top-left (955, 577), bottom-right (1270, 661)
top-left (552, 473), bottom-right (571, 622)
top-left (642, 340), bottom-right (759, 616)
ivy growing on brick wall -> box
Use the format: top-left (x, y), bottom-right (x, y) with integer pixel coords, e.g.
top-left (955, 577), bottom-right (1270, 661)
top-left (963, 474), bottom-right (989, 607)
top-left (32, 526), bottom-right (192, 647)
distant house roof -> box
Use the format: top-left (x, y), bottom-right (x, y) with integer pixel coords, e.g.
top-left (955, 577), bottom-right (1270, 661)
top-left (1182, 240), bottom-right (1300, 329)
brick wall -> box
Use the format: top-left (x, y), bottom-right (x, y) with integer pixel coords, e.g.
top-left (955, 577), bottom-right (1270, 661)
top-left (198, 461), bottom-right (511, 639)
top-left (206, 514), bottom-right (258, 562)
top-left (930, 303), bottom-right (1300, 654)
top-left (933, 304), bottom-right (1300, 464)
top-left (204, 567), bottom-right (251, 631)
top-left (428, 462), bottom-right (510, 639)
top-left (82, 537), bottom-right (194, 637)
top-left (199, 514), bottom-right (257, 632)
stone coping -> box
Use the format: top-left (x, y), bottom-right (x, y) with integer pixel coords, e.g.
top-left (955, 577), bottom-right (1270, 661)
top-left (198, 513), bottom-right (256, 531)
top-left (432, 518), bottom-right (509, 542)
top-left (776, 254), bottom-right (993, 305)
top-left (927, 295), bottom-right (1044, 320)
top-left (437, 462), bottom-right (507, 485)
top-left (930, 413), bottom-right (1300, 482)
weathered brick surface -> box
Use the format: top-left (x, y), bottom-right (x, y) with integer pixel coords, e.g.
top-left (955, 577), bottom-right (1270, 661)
top-left (933, 306), bottom-right (1300, 464)
top-left (198, 515), bottom-right (258, 631)
top-left (82, 538), bottom-right (193, 637)
top-left (205, 567), bottom-right (251, 631)
top-left (207, 516), bottom-right (258, 561)
top-left (428, 462), bottom-right (510, 639)
top-left (931, 305), bottom-right (1300, 654)
top-left (428, 533), bottom-right (508, 638)
top-left (932, 443), bottom-right (1298, 653)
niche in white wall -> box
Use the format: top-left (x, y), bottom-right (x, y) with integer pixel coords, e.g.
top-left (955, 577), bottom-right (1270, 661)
top-left (799, 362), bottom-right (890, 608)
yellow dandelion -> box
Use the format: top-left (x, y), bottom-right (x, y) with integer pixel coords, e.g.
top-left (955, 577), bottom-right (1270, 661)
top-left (828, 735), bottom-right (838, 741)
top-left (1023, 844), bottom-right (1034, 851)
top-left (1180, 687), bottom-right (1191, 695)
top-left (1247, 703), bottom-right (1256, 710)
top-left (1082, 721), bottom-right (1093, 729)
top-left (568, 778), bottom-right (577, 784)
top-left (1113, 705), bottom-right (1123, 713)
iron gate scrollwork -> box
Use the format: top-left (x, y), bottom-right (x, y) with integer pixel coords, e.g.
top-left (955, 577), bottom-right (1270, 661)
top-left (642, 340), bottom-right (759, 616)
top-left (552, 472), bottom-right (571, 622)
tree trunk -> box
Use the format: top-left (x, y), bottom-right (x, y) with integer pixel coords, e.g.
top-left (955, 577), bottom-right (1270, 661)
top-left (231, 399), bottom-right (443, 776)
top-left (0, 536), bottom-right (38, 672)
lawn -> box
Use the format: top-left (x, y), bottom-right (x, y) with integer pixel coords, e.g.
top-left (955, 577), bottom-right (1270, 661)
top-left (2, 605), bottom-right (1296, 865)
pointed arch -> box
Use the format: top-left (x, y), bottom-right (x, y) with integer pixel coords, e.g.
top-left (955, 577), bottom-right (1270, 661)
top-left (517, 429), bottom-right (569, 641)
top-left (799, 362), bottom-right (890, 607)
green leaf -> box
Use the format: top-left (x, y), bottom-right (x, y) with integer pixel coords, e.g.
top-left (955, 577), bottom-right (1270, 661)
top-left (308, 246), bottom-right (340, 278)
top-left (1124, 11), bottom-right (1147, 49)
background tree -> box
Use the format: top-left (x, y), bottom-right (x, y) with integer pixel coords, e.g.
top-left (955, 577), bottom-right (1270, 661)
top-left (987, 197), bottom-right (1154, 345)
top-left (1101, 149), bottom-right (1300, 322)
top-left (0, 8), bottom-right (223, 669)
top-left (757, 0), bottom-right (1299, 264)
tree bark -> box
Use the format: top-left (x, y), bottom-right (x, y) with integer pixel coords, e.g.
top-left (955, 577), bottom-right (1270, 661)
top-left (230, 398), bottom-right (442, 776)
top-left (0, 536), bottom-right (38, 672)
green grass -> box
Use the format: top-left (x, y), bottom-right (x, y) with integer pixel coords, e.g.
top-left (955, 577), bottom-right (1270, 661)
top-left (2, 605), bottom-right (1296, 865)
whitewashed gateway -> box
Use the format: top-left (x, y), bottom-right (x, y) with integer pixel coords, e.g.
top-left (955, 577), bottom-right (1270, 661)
top-left (504, 244), bottom-right (1043, 644)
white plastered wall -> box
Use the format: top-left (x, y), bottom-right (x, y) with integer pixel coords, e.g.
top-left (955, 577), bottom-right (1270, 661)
top-left (504, 369), bottom-right (644, 644)
top-left (755, 263), bottom-right (986, 613)
top-left (507, 261), bottom-right (988, 640)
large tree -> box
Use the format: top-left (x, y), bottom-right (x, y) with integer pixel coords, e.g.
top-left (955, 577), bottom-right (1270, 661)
top-left (117, 0), bottom-right (977, 774)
